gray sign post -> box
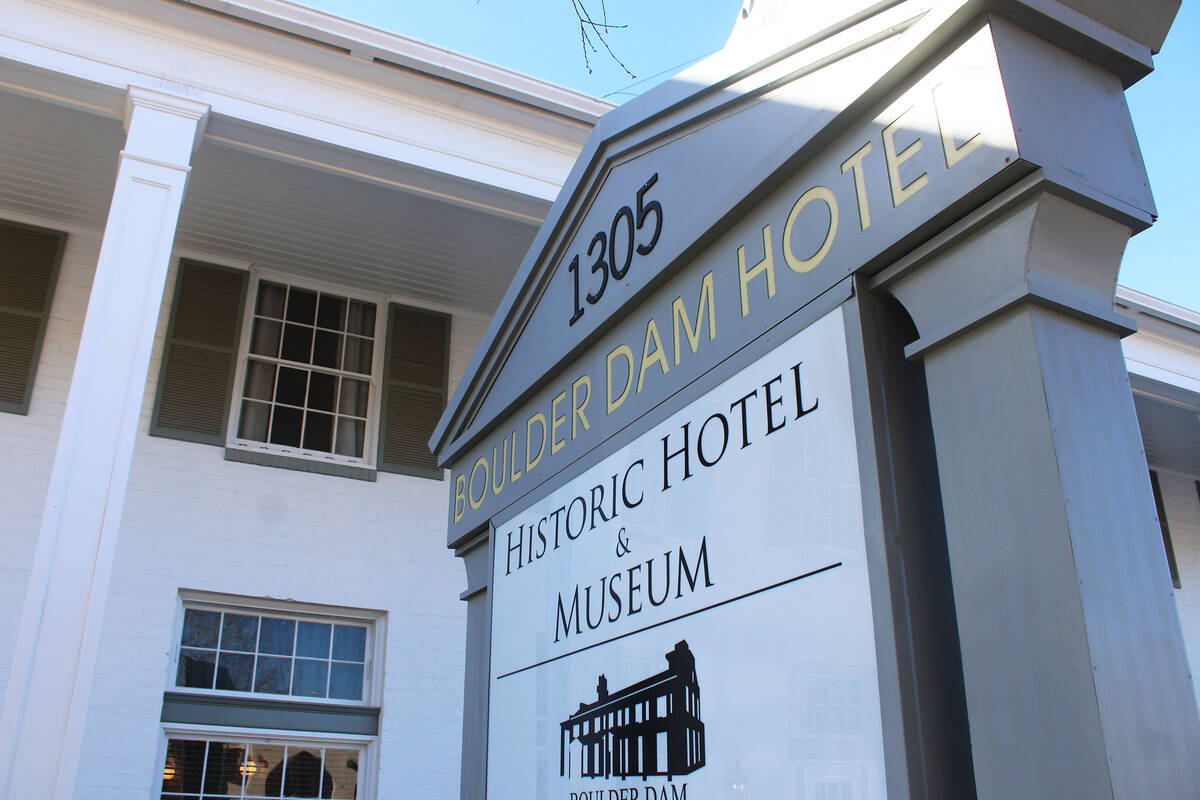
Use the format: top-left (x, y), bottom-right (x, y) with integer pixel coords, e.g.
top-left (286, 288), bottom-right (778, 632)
top-left (433, 3), bottom-right (1200, 798)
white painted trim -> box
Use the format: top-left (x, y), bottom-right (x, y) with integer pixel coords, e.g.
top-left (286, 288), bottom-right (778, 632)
top-left (170, 592), bottom-right (386, 708)
top-left (169, 0), bottom-right (611, 120)
top-left (1117, 285), bottom-right (1200, 334)
top-left (226, 268), bottom-right (389, 470)
top-left (2, 0), bottom-right (590, 200)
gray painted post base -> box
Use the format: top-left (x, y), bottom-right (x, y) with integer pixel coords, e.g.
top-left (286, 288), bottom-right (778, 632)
top-left (875, 184), bottom-right (1200, 799)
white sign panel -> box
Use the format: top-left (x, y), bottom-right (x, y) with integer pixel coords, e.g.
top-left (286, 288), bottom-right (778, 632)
top-left (489, 307), bottom-right (885, 800)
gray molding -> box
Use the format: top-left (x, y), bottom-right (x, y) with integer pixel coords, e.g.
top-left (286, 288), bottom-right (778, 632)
top-left (880, 191), bottom-right (1200, 797)
top-left (845, 279), bottom-right (976, 799)
top-left (224, 447), bottom-right (378, 482)
top-left (161, 692), bottom-right (379, 735)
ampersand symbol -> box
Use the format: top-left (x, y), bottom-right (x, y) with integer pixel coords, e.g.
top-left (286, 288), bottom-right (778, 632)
top-left (615, 527), bottom-right (631, 558)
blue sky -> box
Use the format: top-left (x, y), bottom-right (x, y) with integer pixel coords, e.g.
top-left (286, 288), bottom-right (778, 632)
top-left (306, 0), bottom-right (1197, 310)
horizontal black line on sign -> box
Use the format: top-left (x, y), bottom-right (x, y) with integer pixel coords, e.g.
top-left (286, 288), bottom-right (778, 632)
top-left (495, 561), bottom-right (842, 680)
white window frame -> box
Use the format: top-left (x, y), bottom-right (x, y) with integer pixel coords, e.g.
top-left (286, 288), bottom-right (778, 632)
top-left (226, 268), bottom-right (388, 469)
top-left (171, 591), bottom-right (387, 708)
top-left (155, 723), bottom-right (379, 800)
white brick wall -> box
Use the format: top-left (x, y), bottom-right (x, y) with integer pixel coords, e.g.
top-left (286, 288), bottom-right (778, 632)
top-left (0, 233), bottom-right (486, 800)
top-left (1156, 468), bottom-right (1200, 710)
top-left (0, 225), bottom-right (99, 704)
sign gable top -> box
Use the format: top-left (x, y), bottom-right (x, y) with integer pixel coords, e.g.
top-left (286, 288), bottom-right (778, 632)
top-left (430, 0), bottom-right (982, 466)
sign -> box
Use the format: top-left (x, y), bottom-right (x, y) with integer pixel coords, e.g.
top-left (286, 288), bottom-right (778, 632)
top-left (488, 308), bottom-right (885, 799)
top-left (447, 26), bottom-right (1019, 535)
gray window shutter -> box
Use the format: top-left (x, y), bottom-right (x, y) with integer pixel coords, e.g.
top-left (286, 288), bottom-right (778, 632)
top-left (150, 260), bottom-right (247, 444)
top-left (378, 304), bottom-right (450, 478)
top-left (0, 220), bottom-right (66, 414)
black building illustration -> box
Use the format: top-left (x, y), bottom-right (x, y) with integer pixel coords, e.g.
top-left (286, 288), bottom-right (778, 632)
top-left (560, 640), bottom-right (705, 781)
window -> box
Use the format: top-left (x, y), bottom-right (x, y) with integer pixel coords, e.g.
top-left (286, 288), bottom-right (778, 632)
top-left (161, 735), bottom-right (362, 799)
top-left (176, 607), bottom-right (370, 702)
top-left (161, 595), bottom-right (384, 800)
top-left (153, 263), bottom-right (450, 479)
top-left (0, 219), bottom-right (66, 414)
top-left (231, 278), bottom-right (383, 465)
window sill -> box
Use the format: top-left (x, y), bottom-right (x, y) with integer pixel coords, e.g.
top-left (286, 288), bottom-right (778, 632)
top-left (224, 447), bottom-right (377, 482)
top-left (162, 691), bottom-right (379, 735)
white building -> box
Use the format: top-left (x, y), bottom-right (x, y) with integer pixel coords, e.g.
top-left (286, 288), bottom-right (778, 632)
top-left (0, 1), bottom-right (1195, 799)
top-left (0, 1), bottom-right (607, 798)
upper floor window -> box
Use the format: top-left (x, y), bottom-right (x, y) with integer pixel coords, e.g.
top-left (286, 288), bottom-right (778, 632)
top-left (233, 279), bottom-right (382, 464)
top-left (173, 599), bottom-right (378, 705)
top-left (151, 260), bottom-right (450, 479)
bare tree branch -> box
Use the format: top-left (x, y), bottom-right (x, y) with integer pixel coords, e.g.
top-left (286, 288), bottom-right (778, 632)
top-left (571, 0), bottom-right (635, 77)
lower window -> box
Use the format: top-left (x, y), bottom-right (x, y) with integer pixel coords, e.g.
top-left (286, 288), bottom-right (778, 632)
top-left (161, 734), bottom-right (362, 799)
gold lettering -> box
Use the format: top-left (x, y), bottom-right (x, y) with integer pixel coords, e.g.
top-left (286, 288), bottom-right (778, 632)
top-left (840, 141), bottom-right (873, 230)
top-left (737, 224), bottom-right (775, 318)
top-left (572, 375), bottom-right (591, 439)
top-left (933, 83), bottom-right (982, 168)
top-left (606, 344), bottom-right (634, 414)
top-left (882, 106), bottom-right (929, 207)
top-left (783, 186), bottom-right (838, 274)
top-left (551, 390), bottom-right (568, 454)
top-left (672, 271), bottom-right (716, 365)
top-left (491, 440), bottom-right (507, 495)
top-left (526, 412), bottom-right (547, 471)
top-left (509, 430), bottom-right (522, 484)
top-left (454, 473), bottom-right (467, 522)
top-left (637, 318), bottom-right (670, 393)
top-left (468, 455), bottom-right (488, 510)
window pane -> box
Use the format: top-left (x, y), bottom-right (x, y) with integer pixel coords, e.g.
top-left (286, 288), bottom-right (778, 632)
top-left (244, 743), bottom-right (285, 798)
top-left (238, 400), bottom-right (270, 442)
top-left (307, 372), bottom-right (336, 412)
top-left (256, 282), bottom-right (286, 318)
top-left (259, 617), bottom-right (295, 655)
top-left (346, 301), bottom-right (375, 336)
top-left (254, 655), bottom-right (292, 695)
top-left (215, 652), bottom-right (254, 692)
top-left (286, 288), bottom-right (318, 324)
top-left (163, 739), bottom-right (206, 793)
top-left (296, 622), bottom-right (331, 658)
top-left (292, 659), bottom-right (328, 698)
top-left (182, 609), bottom-right (220, 648)
top-left (221, 613), bottom-right (258, 652)
top-left (334, 418), bottom-right (365, 458)
top-left (302, 412), bottom-right (334, 453)
top-left (332, 625), bottom-right (366, 662)
top-left (312, 330), bottom-right (342, 369)
top-left (316, 294), bottom-right (347, 331)
top-left (269, 406), bottom-right (303, 448)
top-left (177, 648), bottom-right (215, 689)
top-left (343, 336), bottom-right (373, 375)
top-left (249, 318), bottom-right (282, 357)
top-left (243, 360), bottom-right (276, 401)
top-left (329, 662), bottom-right (363, 701)
top-left (338, 379), bottom-right (368, 418)
top-left (283, 748), bottom-right (325, 798)
top-left (280, 323), bottom-right (314, 364)
top-left (275, 367), bottom-right (307, 407)
top-left (204, 741), bottom-right (245, 797)
top-left (323, 749), bottom-right (359, 799)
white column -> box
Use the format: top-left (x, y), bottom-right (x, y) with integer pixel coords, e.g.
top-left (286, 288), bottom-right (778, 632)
top-left (0, 87), bottom-right (207, 800)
